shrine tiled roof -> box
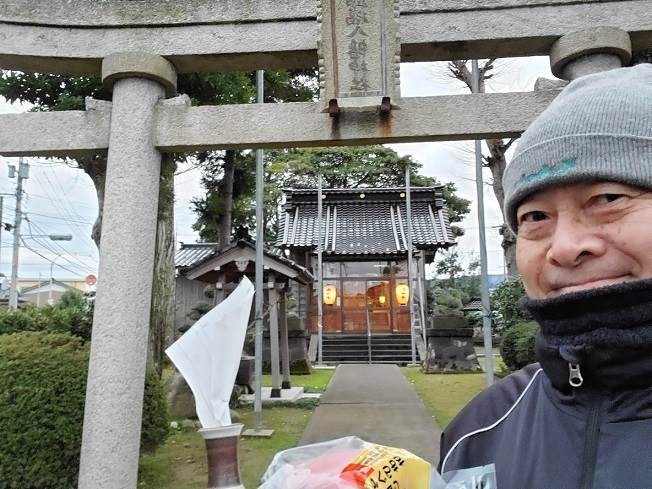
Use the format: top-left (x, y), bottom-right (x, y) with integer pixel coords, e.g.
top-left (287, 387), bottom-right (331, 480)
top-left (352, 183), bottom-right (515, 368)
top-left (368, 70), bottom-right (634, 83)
top-left (175, 237), bottom-right (313, 284)
top-left (277, 187), bottom-right (456, 256)
top-left (462, 297), bottom-right (483, 312)
top-left (175, 243), bottom-right (217, 269)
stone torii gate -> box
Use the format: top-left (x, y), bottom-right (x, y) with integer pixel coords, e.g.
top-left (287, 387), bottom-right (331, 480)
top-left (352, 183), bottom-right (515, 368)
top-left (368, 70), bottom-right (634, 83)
top-left (1, 1), bottom-right (651, 488)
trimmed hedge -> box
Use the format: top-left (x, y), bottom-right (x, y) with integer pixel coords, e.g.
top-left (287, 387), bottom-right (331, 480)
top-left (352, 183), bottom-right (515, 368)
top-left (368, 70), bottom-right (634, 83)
top-left (141, 368), bottom-right (169, 453)
top-left (500, 321), bottom-right (539, 371)
top-left (0, 332), bottom-right (167, 489)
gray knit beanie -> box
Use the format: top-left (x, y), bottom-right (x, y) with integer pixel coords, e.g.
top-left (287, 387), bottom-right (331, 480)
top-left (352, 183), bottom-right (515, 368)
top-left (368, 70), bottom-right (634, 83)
top-left (503, 63), bottom-right (652, 233)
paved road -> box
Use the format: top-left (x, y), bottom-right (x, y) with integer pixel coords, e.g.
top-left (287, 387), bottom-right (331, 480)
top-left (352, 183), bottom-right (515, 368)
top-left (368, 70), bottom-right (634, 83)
top-left (300, 364), bottom-right (442, 466)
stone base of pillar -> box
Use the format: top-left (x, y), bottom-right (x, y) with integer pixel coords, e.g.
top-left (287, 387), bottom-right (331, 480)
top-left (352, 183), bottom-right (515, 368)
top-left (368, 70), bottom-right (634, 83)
top-left (282, 380), bottom-right (292, 389)
top-left (199, 424), bottom-right (245, 489)
top-left (424, 320), bottom-right (480, 373)
top-left (270, 387), bottom-right (282, 398)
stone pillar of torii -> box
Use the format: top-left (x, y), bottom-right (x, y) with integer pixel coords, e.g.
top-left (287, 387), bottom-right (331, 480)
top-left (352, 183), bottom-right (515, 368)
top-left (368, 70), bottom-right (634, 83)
top-left (78, 53), bottom-right (178, 489)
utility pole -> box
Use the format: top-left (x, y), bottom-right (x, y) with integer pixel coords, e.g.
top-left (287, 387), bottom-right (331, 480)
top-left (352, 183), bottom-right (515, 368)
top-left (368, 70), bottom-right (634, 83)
top-left (405, 165), bottom-right (416, 365)
top-left (472, 60), bottom-right (495, 386)
top-left (253, 69), bottom-right (265, 432)
top-left (317, 174), bottom-right (324, 366)
top-left (0, 196), bottom-right (3, 279)
top-left (9, 158), bottom-right (28, 310)
top-left (49, 254), bottom-right (63, 305)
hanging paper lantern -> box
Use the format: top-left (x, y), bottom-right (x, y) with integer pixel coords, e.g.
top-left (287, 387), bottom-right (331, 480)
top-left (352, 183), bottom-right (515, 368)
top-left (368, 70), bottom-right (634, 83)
top-left (323, 284), bottom-right (338, 305)
top-left (395, 283), bottom-right (410, 306)
top-left (378, 295), bottom-right (387, 305)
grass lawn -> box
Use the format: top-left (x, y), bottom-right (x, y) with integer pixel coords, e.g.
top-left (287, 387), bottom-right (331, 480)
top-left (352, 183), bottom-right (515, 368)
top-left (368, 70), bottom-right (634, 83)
top-left (262, 368), bottom-right (334, 392)
top-left (402, 368), bottom-right (487, 428)
top-left (139, 369), bottom-right (332, 488)
top-left (138, 406), bottom-right (312, 489)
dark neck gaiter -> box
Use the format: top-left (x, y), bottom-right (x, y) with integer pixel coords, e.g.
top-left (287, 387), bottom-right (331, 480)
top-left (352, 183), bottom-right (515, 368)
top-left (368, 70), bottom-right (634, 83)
top-left (521, 279), bottom-right (652, 392)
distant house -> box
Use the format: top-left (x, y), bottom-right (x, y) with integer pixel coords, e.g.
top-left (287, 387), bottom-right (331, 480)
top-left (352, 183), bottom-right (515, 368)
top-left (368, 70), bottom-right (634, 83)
top-left (17, 277), bottom-right (87, 293)
top-left (0, 277), bottom-right (86, 307)
top-left (19, 279), bottom-right (81, 305)
top-left (0, 284), bottom-right (25, 307)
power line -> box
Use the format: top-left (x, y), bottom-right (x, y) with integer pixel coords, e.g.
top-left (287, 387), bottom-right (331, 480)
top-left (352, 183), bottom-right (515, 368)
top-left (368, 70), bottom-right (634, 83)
top-left (4, 161), bottom-right (99, 275)
top-left (27, 210), bottom-right (94, 226)
top-left (26, 163), bottom-right (99, 254)
top-left (23, 237), bottom-right (94, 275)
top-left (24, 191), bottom-right (96, 210)
top-left (26, 219), bottom-right (96, 273)
top-left (20, 238), bottom-right (84, 276)
top-left (24, 218), bottom-right (94, 272)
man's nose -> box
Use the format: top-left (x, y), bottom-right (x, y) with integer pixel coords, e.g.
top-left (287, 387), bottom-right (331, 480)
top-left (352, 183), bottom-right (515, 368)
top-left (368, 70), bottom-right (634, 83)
top-left (546, 213), bottom-right (607, 268)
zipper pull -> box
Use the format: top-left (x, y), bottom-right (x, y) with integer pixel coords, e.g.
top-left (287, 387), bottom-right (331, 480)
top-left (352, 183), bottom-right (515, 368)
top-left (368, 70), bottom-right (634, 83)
top-left (568, 363), bottom-right (584, 388)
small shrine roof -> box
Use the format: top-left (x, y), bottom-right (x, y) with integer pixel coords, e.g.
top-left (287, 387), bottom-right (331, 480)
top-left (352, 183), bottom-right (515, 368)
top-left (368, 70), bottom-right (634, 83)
top-left (176, 234), bottom-right (313, 285)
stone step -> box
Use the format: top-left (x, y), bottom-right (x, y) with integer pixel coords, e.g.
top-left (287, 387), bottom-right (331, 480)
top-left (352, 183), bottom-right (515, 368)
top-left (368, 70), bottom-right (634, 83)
top-left (323, 344), bottom-right (412, 350)
top-left (321, 333), bottom-right (414, 364)
top-left (323, 339), bottom-right (412, 345)
top-left (324, 359), bottom-right (412, 365)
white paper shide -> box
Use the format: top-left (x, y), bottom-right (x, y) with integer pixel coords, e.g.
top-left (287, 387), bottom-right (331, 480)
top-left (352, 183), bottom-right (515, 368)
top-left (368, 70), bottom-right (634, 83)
top-left (165, 277), bottom-right (254, 428)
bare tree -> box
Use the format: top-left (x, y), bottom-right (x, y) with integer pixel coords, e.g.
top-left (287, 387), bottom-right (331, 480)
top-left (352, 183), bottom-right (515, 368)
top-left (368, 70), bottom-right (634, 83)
top-left (447, 60), bottom-right (518, 276)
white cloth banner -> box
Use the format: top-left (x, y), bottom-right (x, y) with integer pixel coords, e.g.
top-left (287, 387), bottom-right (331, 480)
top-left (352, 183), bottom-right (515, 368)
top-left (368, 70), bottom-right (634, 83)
top-left (165, 276), bottom-right (254, 428)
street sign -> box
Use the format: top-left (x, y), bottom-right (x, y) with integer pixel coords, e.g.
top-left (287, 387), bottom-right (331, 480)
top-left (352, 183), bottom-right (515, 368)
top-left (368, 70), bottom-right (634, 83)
top-left (86, 274), bottom-right (97, 286)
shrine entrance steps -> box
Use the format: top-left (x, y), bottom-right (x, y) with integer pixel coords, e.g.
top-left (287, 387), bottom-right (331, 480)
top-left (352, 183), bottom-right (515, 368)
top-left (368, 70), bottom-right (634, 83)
top-left (300, 364), bottom-right (442, 465)
top-left (321, 334), bottom-right (414, 365)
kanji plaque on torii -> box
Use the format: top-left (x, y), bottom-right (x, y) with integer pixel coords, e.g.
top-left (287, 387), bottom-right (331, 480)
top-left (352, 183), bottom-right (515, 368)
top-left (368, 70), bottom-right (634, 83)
top-left (318, 0), bottom-right (401, 115)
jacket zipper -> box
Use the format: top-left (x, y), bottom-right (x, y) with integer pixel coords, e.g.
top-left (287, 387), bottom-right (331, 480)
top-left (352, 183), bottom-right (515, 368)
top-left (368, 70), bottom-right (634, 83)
top-left (568, 363), bottom-right (584, 387)
top-left (577, 373), bottom-right (603, 489)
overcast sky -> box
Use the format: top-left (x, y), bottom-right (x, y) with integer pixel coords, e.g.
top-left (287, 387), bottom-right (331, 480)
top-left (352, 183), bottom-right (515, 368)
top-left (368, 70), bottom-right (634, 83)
top-left (0, 56), bottom-right (553, 282)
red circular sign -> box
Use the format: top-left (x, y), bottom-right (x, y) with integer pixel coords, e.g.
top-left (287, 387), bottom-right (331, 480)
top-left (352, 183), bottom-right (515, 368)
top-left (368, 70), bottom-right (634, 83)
top-left (86, 274), bottom-right (97, 286)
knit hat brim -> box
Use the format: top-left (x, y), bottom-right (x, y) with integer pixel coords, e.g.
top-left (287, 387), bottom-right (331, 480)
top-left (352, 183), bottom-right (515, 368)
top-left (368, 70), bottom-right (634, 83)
top-left (504, 133), bottom-right (652, 232)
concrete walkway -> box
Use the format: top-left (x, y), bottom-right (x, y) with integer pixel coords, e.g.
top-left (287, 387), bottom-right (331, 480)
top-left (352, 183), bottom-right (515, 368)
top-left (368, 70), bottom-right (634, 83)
top-left (300, 364), bottom-right (442, 466)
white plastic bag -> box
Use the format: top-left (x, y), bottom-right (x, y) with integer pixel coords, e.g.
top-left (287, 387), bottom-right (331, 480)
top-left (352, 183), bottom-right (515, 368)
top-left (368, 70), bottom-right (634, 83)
top-left (259, 437), bottom-right (497, 489)
top-left (259, 436), bottom-right (433, 489)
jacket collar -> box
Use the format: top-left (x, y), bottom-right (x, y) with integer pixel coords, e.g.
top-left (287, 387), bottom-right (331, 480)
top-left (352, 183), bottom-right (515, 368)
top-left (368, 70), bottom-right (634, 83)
top-left (522, 279), bottom-right (652, 394)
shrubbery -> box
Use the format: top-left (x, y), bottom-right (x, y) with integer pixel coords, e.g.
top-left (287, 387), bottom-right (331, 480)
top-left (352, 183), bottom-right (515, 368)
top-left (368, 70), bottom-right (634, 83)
top-left (141, 368), bottom-right (170, 453)
top-left (432, 287), bottom-right (468, 316)
top-left (0, 332), bottom-right (168, 489)
top-left (0, 290), bottom-right (93, 340)
top-left (490, 276), bottom-right (528, 333)
top-left (489, 276), bottom-right (540, 371)
top-left (500, 321), bottom-right (539, 371)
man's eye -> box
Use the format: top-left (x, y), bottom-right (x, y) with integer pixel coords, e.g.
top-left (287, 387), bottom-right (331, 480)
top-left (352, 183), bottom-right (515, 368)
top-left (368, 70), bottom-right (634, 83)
top-left (595, 193), bottom-right (625, 204)
top-left (519, 211), bottom-right (547, 223)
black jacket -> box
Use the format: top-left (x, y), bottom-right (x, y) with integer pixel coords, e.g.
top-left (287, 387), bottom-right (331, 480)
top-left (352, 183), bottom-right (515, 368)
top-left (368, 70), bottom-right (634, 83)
top-left (439, 282), bottom-right (652, 489)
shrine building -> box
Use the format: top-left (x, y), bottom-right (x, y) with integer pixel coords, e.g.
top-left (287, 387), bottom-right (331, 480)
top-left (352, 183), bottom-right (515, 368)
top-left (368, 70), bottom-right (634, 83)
top-left (277, 187), bottom-right (455, 338)
top-left (175, 186), bottom-right (455, 364)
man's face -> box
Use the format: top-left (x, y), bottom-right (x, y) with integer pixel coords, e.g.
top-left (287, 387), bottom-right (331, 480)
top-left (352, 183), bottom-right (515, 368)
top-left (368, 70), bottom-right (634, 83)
top-left (515, 181), bottom-right (652, 299)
